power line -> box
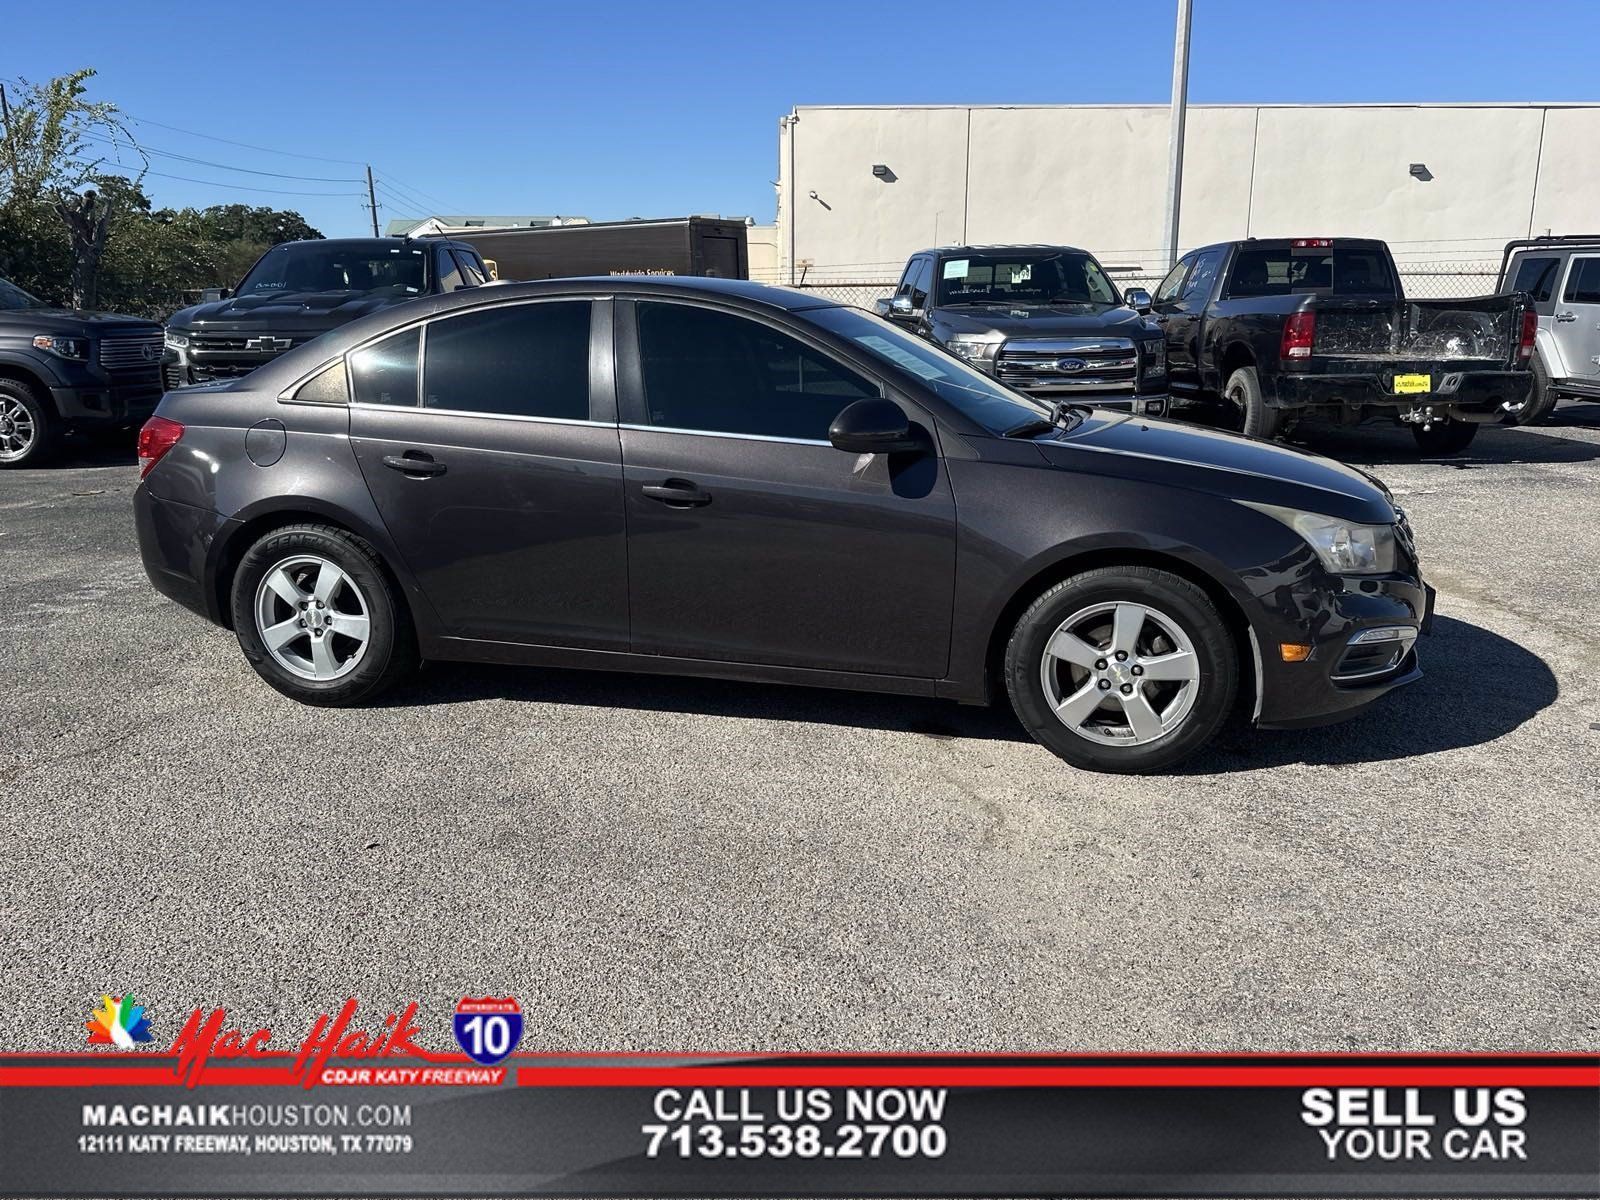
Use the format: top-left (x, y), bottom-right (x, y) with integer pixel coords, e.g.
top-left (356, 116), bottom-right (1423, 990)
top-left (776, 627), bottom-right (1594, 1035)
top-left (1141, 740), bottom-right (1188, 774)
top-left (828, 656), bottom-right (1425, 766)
top-left (81, 132), bottom-right (362, 183)
top-left (122, 113), bottom-right (366, 167)
top-left (106, 169), bottom-right (365, 198)
top-left (373, 170), bottom-right (462, 216)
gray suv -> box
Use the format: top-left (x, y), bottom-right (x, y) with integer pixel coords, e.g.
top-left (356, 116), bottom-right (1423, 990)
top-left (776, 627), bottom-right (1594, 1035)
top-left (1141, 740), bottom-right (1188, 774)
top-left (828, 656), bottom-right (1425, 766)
top-left (1498, 235), bottom-right (1600, 423)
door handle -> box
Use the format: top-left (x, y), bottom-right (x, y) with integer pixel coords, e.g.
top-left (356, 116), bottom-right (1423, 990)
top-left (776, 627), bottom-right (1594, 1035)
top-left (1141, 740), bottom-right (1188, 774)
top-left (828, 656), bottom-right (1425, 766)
top-left (381, 451), bottom-right (446, 477)
top-left (641, 479), bottom-right (712, 507)
top-left (1555, 312), bottom-right (1577, 322)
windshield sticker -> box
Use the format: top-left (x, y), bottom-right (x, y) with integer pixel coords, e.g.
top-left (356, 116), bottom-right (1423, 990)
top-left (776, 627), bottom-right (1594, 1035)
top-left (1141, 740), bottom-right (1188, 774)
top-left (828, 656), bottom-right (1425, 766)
top-left (942, 259), bottom-right (969, 280)
top-left (857, 335), bottom-right (948, 381)
top-left (1009, 266), bottom-right (1032, 284)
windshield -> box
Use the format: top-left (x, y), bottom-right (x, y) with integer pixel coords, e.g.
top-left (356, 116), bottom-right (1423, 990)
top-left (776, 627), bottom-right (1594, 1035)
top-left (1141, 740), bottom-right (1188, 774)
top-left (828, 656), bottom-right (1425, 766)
top-left (0, 278), bottom-right (48, 311)
top-left (236, 243), bottom-right (427, 297)
top-left (936, 252), bottom-right (1119, 307)
top-left (809, 306), bottom-right (1051, 436)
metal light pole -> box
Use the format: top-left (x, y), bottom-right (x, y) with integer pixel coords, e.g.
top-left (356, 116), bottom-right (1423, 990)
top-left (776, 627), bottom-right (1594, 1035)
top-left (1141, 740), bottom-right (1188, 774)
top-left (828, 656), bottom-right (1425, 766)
top-left (1162, 0), bottom-right (1193, 270)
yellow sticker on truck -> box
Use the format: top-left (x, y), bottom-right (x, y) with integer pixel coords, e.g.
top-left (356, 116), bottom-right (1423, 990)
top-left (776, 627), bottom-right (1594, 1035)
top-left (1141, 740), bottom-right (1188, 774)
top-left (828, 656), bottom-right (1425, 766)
top-left (1393, 373), bottom-right (1432, 395)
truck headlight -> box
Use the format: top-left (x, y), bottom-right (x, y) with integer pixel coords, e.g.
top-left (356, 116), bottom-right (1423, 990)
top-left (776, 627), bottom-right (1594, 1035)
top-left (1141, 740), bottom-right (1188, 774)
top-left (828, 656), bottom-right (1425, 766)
top-left (1141, 337), bottom-right (1165, 376)
top-left (1242, 502), bottom-right (1398, 575)
top-left (945, 332), bottom-right (1004, 372)
top-left (31, 334), bottom-right (88, 361)
top-left (164, 330), bottom-right (190, 351)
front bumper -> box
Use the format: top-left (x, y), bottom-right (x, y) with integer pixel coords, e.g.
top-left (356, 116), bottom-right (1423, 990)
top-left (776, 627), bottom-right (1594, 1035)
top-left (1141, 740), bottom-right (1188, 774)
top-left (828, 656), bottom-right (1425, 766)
top-left (47, 366), bottom-right (162, 428)
top-left (1252, 571), bottom-right (1433, 729)
top-left (1273, 364), bottom-right (1531, 419)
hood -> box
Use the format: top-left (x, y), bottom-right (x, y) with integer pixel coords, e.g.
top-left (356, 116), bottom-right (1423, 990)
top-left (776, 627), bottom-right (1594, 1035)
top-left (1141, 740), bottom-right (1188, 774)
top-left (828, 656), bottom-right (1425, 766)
top-left (934, 303), bottom-right (1156, 341)
top-left (167, 289), bottom-right (418, 334)
top-left (2, 308), bottom-right (160, 334)
top-left (1035, 411), bottom-right (1395, 525)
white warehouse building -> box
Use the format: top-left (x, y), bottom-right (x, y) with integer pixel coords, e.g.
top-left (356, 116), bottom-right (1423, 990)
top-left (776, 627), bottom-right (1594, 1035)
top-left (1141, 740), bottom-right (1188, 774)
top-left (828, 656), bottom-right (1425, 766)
top-left (769, 102), bottom-right (1600, 297)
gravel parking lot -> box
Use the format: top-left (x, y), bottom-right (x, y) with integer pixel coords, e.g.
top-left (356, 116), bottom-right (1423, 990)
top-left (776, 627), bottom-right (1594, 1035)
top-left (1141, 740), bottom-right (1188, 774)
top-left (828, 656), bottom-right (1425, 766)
top-left (3, 406), bottom-right (1598, 1055)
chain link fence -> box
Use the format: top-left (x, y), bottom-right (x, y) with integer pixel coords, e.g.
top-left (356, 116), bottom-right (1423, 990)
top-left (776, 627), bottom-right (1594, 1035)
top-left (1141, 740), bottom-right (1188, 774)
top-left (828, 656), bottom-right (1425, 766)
top-left (752, 258), bottom-right (1506, 310)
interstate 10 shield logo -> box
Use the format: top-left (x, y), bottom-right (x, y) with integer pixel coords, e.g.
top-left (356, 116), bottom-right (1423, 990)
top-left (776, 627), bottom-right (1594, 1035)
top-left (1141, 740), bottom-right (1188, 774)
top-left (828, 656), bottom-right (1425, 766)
top-left (453, 997), bottom-right (522, 1065)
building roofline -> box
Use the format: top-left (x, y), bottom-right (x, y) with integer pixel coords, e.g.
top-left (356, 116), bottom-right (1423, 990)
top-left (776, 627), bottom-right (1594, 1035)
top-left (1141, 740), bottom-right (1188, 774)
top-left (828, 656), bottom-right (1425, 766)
top-left (790, 101), bottom-right (1600, 113)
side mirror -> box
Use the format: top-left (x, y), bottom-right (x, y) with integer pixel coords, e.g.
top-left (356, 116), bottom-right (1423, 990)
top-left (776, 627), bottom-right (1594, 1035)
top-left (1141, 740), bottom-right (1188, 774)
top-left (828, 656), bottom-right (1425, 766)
top-left (872, 297), bottom-right (892, 318)
top-left (200, 287), bottom-right (231, 303)
top-left (829, 398), bottom-right (925, 455)
top-left (889, 294), bottom-right (923, 322)
top-left (1125, 288), bottom-right (1152, 314)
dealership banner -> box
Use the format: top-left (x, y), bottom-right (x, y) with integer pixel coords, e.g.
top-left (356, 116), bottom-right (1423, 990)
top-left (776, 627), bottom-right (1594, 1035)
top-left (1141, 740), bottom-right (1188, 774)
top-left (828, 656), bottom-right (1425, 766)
top-left (2, 999), bottom-right (1597, 1196)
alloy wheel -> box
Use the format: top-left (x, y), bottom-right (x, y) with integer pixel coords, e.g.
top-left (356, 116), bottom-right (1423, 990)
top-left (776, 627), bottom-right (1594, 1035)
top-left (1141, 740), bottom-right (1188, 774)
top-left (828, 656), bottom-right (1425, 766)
top-left (1038, 601), bottom-right (1201, 746)
top-left (0, 396), bottom-right (37, 463)
top-left (253, 555), bottom-right (372, 681)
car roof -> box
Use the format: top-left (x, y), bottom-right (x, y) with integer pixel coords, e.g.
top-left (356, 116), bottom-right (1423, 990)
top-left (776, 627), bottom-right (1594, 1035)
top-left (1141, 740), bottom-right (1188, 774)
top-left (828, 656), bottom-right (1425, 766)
top-left (915, 244), bottom-right (1092, 257)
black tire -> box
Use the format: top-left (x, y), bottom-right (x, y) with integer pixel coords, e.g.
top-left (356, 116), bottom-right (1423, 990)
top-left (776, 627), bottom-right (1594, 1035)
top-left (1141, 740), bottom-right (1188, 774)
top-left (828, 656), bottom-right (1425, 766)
top-left (230, 523), bottom-right (417, 706)
top-left (1003, 566), bottom-right (1239, 774)
top-left (1410, 419), bottom-right (1478, 455)
top-left (1222, 365), bottom-right (1286, 439)
top-left (0, 377), bottom-right (59, 468)
top-left (1502, 353), bottom-right (1558, 426)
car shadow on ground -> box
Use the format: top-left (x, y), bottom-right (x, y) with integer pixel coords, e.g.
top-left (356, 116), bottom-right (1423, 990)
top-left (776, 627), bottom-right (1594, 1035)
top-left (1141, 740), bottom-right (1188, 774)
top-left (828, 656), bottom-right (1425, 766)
top-left (53, 438), bottom-right (137, 469)
top-left (385, 615), bottom-right (1553, 772)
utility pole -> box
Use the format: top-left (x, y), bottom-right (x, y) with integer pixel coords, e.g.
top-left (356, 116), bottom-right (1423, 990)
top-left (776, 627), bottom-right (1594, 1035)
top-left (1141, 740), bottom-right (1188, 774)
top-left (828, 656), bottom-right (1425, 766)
top-left (364, 164), bottom-right (380, 236)
top-left (1162, 0), bottom-right (1193, 270)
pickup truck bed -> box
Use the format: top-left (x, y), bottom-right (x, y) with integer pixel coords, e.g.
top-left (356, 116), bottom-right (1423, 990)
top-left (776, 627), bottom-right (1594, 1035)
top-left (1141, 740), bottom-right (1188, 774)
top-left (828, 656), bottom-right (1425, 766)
top-left (1149, 238), bottom-right (1534, 454)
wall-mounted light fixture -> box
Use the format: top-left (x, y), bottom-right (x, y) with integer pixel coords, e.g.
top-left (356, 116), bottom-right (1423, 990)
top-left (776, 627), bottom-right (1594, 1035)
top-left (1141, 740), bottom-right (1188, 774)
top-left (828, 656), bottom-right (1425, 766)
top-left (871, 163), bottom-right (897, 183)
top-left (1409, 163), bottom-right (1433, 181)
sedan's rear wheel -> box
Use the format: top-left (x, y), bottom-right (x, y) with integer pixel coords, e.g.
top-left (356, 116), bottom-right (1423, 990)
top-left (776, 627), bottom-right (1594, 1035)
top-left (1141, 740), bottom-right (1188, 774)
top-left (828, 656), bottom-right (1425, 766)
top-left (231, 523), bottom-right (417, 706)
top-left (1005, 566), bottom-right (1238, 774)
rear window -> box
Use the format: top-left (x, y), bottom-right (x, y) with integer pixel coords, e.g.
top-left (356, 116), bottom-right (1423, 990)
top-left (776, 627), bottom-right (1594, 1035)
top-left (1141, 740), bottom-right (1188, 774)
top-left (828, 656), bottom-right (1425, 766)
top-left (1227, 248), bottom-right (1394, 297)
top-left (1510, 255), bottom-right (1560, 303)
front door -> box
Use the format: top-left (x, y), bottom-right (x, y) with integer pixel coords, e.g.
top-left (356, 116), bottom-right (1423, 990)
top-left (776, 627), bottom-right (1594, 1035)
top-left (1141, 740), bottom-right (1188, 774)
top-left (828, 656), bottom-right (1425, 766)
top-left (1160, 247), bottom-right (1226, 390)
top-left (1554, 255), bottom-right (1600, 384)
top-left (616, 299), bottom-right (956, 678)
top-left (348, 299), bottom-right (630, 649)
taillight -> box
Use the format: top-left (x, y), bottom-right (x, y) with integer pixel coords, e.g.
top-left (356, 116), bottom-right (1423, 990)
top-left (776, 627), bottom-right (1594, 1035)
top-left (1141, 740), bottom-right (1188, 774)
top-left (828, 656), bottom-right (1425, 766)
top-left (1281, 310), bottom-right (1316, 360)
top-left (1518, 308), bottom-right (1538, 359)
top-left (1291, 238), bottom-right (1333, 248)
top-left (137, 415), bottom-right (184, 479)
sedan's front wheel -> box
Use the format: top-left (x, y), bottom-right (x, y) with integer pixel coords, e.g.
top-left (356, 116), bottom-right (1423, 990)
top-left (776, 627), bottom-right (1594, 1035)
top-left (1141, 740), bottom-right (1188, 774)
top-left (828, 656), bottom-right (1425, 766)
top-left (231, 523), bottom-right (417, 706)
top-left (1005, 566), bottom-right (1239, 774)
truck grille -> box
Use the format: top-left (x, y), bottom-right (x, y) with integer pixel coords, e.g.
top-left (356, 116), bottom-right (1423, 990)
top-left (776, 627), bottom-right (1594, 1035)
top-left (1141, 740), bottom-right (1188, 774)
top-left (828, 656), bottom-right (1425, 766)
top-left (98, 332), bottom-right (164, 373)
top-left (185, 331), bottom-right (315, 383)
top-left (996, 337), bottom-right (1139, 393)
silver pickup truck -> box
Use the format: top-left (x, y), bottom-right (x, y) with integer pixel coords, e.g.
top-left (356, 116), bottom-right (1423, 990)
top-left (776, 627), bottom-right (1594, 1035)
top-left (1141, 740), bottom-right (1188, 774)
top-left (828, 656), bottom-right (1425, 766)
top-left (1498, 235), bottom-right (1600, 424)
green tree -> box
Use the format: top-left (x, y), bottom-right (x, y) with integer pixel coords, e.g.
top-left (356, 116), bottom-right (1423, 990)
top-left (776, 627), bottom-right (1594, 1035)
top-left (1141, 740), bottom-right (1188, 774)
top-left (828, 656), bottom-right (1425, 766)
top-left (0, 68), bottom-right (148, 309)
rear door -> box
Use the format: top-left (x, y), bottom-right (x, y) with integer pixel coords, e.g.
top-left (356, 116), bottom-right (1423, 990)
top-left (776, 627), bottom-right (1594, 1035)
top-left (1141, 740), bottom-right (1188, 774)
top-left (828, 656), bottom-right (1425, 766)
top-left (347, 298), bottom-right (630, 648)
top-left (616, 298), bottom-right (956, 678)
top-left (1554, 255), bottom-right (1600, 384)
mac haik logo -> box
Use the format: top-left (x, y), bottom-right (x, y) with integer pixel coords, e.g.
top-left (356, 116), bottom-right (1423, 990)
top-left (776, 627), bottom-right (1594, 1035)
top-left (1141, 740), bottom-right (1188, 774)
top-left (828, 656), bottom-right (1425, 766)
top-left (453, 997), bottom-right (522, 1066)
top-left (86, 994), bottom-right (155, 1047)
top-left (166, 998), bottom-right (426, 1088)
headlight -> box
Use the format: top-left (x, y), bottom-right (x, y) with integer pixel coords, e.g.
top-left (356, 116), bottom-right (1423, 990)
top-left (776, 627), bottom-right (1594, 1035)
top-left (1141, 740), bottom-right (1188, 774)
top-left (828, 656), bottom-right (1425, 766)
top-left (945, 332), bottom-right (1004, 371)
top-left (1243, 502), bottom-right (1398, 575)
top-left (164, 330), bottom-right (190, 351)
top-left (1141, 337), bottom-right (1166, 375)
top-left (31, 334), bottom-right (88, 361)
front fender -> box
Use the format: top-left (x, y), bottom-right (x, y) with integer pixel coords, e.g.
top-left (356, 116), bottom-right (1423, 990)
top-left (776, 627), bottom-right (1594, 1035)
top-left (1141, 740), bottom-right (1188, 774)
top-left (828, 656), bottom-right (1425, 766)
top-left (0, 348), bottom-right (70, 390)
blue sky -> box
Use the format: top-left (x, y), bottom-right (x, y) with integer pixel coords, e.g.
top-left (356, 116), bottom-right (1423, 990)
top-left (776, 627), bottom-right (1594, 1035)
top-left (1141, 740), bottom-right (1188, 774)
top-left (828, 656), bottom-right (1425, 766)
top-left (6, 0), bottom-right (1600, 237)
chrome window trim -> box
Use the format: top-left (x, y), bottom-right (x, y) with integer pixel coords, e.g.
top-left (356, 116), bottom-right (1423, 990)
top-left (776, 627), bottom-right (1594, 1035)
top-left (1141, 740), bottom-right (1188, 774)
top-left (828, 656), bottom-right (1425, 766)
top-left (347, 402), bottom-right (608, 428)
top-left (619, 422), bottom-right (831, 447)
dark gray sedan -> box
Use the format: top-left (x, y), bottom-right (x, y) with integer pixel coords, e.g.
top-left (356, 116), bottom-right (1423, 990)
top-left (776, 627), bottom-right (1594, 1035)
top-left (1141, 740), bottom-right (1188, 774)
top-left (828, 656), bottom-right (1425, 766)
top-left (134, 278), bottom-right (1430, 773)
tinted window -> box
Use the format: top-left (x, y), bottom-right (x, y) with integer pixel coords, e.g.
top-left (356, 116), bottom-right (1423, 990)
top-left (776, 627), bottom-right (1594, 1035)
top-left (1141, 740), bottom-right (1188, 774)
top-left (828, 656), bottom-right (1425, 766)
top-left (1154, 258), bottom-right (1190, 304)
top-left (1511, 256), bottom-right (1560, 303)
top-left (1563, 257), bottom-right (1600, 304)
top-left (1228, 248), bottom-right (1393, 297)
top-left (1179, 249), bottom-right (1225, 303)
top-left (423, 302), bottom-right (591, 419)
top-left (453, 250), bottom-right (487, 288)
top-left (238, 243), bottom-right (425, 297)
top-left (909, 258), bottom-right (933, 307)
top-left (436, 250), bottom-right (465, 293)
top-left (293, 358), bottom-right (349, 404)
top-left (894, 258), bottom-right (921, 299)
top-left (637, 303), bottom-right (877, 440)
top-left (349, 328), bottom-right (420, 406)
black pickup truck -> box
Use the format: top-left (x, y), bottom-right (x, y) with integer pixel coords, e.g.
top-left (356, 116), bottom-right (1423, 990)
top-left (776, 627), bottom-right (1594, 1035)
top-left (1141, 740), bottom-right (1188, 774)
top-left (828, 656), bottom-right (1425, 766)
top-left (162, 236), bottom-right (492, 386)
top-left (0, 276), bottom-right (164, 467)
top-left (873, 245), bottom-right (1168, 412)
top-left (1146, 237), bottom-right (1535, 453)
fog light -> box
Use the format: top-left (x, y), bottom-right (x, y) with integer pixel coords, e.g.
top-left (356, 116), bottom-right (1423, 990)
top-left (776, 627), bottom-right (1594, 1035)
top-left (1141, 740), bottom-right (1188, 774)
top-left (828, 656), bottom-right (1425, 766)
top-left (1349, 626), bottom-right (1417, 645)
top-left (1280, 643), bottom-right (1313, 662)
